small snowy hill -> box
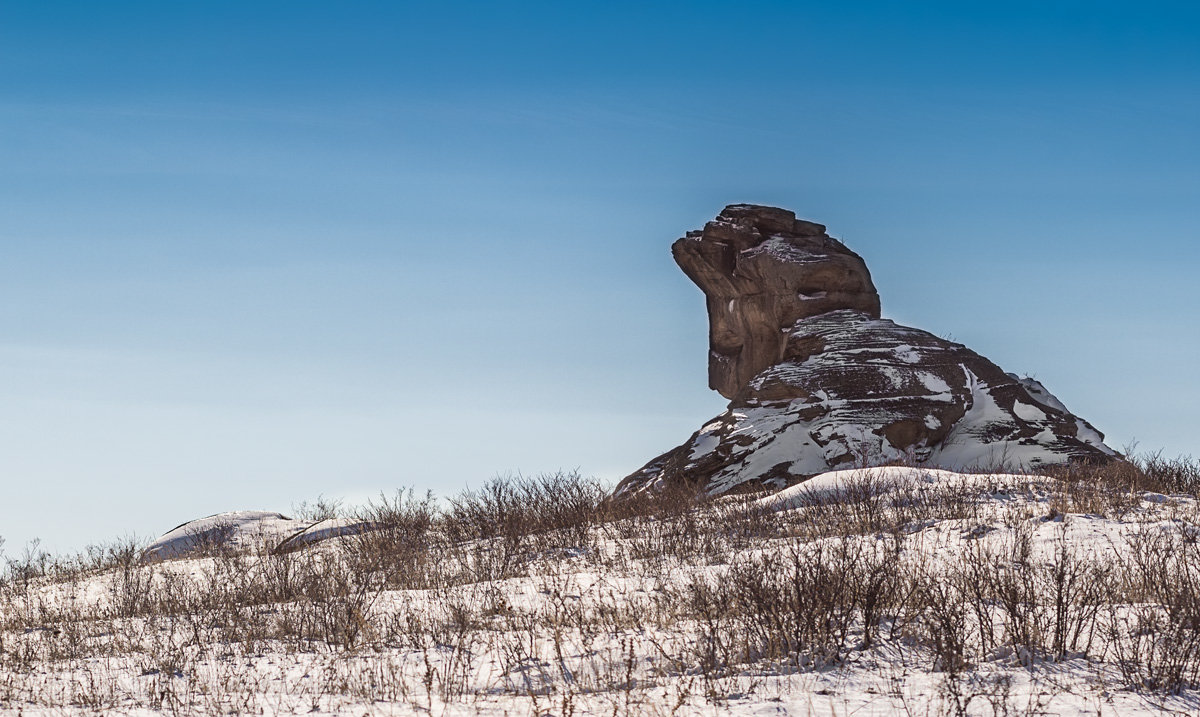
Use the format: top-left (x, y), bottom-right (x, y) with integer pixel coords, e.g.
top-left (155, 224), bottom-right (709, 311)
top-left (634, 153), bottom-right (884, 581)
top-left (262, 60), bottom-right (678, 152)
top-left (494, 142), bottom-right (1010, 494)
top-left (141, 510), bottom-right (380, 561)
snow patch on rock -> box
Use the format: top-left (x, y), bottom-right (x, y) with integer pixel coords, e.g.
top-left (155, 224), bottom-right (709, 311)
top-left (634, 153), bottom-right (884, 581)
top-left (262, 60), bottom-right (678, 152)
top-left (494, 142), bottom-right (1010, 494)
top-left (142, 511), bottom-right (305, 562)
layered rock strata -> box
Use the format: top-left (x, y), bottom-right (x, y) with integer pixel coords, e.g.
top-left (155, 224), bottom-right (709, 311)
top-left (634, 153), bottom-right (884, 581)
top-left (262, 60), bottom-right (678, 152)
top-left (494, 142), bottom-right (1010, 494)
top-left (617, 205), bottom-right (1116, 496)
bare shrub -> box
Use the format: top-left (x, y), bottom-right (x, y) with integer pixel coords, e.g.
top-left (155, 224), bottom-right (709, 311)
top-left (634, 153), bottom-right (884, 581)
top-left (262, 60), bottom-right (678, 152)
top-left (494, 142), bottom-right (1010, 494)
top-left (444, 470), bottom-right (607, 579)
top-left (5, 461), bottom-right (1200, 712)
top-left (916, 566), bottom-right (973, 674)
top-left (1108, 524), bottom-right (1200, 692)
top-left (679, 531), bottom-right (905, 676)
top-left (351, 489), bottom-right (441, 590)
top-left (1049, 452), bottom-right (1200, 501)
top-left (1137, 453), bottom-right (1200, 496)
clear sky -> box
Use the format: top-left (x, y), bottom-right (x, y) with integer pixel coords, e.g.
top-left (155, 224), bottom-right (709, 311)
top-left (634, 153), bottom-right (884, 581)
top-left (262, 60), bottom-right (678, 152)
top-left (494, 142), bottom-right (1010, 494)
top-left (2, 1), bottom-right (1198, 555)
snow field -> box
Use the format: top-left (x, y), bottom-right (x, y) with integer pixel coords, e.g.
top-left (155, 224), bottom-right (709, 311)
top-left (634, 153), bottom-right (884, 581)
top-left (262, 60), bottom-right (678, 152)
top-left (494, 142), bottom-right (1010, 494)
top-left (2, 467), bottom-right (1200, 715)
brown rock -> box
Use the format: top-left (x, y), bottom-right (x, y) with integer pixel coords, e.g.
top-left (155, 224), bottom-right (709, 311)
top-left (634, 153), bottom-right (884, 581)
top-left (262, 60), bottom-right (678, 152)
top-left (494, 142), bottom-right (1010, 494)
top-left (674, 204), bottom-right (881, 398)
top-left (616, 206), bottom-right (1118, 497)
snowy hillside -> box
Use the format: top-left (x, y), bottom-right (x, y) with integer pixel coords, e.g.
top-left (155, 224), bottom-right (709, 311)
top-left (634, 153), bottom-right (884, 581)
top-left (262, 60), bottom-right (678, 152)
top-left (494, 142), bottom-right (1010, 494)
top-left (3, 463), bottom-right (1200, 715)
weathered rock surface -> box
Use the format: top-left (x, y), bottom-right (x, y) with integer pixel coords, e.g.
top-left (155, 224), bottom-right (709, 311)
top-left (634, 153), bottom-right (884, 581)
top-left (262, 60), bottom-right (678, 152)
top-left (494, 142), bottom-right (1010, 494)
top-left (617, 205), bottom-right (1116, 496)
top-left (676, 204), bottom-right (881, 398)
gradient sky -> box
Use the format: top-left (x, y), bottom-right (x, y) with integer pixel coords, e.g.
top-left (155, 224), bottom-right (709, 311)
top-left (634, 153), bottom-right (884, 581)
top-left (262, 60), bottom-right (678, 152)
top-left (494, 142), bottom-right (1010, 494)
top-left (2, 1), bottom-right (1198, 555)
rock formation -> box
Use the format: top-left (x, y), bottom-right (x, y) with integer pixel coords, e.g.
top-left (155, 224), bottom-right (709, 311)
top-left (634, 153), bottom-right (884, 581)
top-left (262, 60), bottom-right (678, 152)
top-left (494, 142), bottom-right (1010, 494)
top-left (616, 205), bottom-right (1116, 496)
top-left (141, 510), bottom-right (380, 562)
top-left (677, 204), bottom-right (881, 398)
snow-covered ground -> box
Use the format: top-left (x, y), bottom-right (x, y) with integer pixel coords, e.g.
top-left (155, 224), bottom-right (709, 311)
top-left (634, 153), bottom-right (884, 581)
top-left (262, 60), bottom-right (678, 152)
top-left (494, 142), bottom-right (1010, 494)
top-left (3, 467), bottom-right (1199, 715)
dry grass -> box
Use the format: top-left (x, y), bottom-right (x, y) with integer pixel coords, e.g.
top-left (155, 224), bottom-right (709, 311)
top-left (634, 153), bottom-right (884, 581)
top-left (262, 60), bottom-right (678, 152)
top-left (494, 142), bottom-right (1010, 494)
top-left (1, 459), bottom-right (1200, 714)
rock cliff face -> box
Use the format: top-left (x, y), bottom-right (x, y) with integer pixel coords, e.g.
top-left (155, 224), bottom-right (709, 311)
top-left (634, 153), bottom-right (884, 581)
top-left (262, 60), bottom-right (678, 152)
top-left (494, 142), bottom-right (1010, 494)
top-left (676, 204), bottom-right (881, 398)
top-left (617, 205), bottom-right (1116, 496)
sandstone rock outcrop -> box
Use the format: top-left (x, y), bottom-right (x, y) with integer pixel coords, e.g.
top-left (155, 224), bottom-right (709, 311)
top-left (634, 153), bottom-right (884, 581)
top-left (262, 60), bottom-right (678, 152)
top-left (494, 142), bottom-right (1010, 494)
top-left (677, 204), bottom-right (881, 398)
top-left (616, 205), bottom-right (1116, 496)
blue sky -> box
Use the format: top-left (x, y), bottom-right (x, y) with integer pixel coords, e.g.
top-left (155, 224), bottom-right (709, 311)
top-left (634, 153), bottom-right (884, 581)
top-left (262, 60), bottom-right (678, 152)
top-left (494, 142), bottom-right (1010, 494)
top-left (2, 1), bottom-right (1198, 554)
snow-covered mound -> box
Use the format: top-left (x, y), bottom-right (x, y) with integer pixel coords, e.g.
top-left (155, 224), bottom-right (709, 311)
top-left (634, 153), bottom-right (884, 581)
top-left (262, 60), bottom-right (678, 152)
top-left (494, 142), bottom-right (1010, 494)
top-left (272, 517), bottom-right (382, 554)
top-left (141, 511), bottom-right (306, 561)
top-left (141, 511), bottom-right (386, 561)
top-left (755, 466), bottom-right (1048, 511)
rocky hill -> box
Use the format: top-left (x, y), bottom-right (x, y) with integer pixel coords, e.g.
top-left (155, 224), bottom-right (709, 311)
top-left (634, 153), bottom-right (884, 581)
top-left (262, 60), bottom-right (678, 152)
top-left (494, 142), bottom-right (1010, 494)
top-left (617, 205), bottom-right (1116, 496)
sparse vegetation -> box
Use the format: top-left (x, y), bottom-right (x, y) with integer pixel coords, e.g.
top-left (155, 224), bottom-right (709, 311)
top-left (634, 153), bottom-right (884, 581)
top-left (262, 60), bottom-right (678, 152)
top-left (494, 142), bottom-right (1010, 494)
top-left (2, 459), bottom-right (1200, 714)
